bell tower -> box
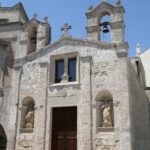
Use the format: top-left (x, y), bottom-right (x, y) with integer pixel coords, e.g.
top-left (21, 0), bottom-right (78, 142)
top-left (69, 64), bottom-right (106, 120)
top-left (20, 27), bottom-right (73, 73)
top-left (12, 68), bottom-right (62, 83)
top-left (86, 0), bottom-right (125, 43)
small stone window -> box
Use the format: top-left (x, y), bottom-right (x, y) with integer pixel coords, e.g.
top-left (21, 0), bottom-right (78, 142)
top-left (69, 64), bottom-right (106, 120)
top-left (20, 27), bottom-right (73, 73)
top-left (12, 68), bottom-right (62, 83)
top-left (95, 90), bottom-right (114, 131)
top-left (135, 61), bottom-right (140, 78)
top-left (20, 97), bottom-right (35, 133)
top-left (50, 52), bottom-right (78, 84)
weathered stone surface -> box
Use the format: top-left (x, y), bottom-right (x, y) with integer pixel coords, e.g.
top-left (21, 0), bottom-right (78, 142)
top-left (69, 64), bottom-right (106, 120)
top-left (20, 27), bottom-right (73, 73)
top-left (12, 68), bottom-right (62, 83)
top-left (0, 1), bottom-right (150, 150)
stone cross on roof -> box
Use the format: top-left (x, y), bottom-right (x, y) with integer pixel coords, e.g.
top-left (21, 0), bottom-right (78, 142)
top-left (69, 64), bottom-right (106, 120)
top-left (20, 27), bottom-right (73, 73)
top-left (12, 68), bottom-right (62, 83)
top-left (61, 23), bottom-right (72, 37)
top-left (116, 0), bottom-right (121, 5)
top-left (101, 0), bottom-right (107, 2)
top-left (44, 16), bottom-right (48, 22)
top-left (32, 13), bottom-right (38, 19)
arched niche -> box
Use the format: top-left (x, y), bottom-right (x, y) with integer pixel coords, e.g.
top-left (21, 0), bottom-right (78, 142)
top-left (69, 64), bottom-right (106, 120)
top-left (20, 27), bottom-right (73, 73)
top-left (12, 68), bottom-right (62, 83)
top-left (0, 125), bottom-right (7, 150)
top-left (95, 90), bottom-right (114, 128)
top-left (27, 23), bottom-right (38, 54)
top-left (99, 13), bottom-right (111, 42)
top-left (20, 97), bottom-right (35, 133)
top-left (86, 2), bottom-right (125, 43)
top-left (94, 3), bottom-right (114, 42)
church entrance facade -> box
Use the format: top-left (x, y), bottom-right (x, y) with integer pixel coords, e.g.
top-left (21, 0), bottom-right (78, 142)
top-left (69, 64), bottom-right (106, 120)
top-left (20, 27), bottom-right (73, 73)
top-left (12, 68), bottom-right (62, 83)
top-left (0, 125), bottom-right (7, 150)
top-left (51, 107), bottom-right (77, 150)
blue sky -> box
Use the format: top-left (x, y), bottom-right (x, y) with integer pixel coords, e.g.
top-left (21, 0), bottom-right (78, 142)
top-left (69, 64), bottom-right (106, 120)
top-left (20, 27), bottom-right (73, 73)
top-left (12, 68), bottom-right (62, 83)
top-left (1, 0), bottom-right (150, 56)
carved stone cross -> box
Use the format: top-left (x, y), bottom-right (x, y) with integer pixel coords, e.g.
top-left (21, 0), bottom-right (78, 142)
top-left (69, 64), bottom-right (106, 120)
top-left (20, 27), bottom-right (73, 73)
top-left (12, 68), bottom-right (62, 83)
top-left (61, 23), bottom-right (72, 36)
top-left (116, 0), bottom-right (121, 5)
top-left (101, 0), bottom-right (107, 2)
top-left (33, 13), bottom-right (38, 19)
top-left (44, 16), bottom-right (48, 22)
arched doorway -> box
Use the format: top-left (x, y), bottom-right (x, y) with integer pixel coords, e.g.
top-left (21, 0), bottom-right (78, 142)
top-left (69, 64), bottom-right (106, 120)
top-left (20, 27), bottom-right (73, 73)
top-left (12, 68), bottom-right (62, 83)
top-left (0, 125), bottom-right (7, 150)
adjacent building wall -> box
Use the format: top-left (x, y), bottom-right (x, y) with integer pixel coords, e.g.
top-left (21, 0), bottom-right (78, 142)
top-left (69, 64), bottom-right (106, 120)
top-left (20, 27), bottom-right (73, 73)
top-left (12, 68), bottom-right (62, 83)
top-left (140, 49), bottom-right (150, 88)
top-left (127, 59), bottom-right (150, 150)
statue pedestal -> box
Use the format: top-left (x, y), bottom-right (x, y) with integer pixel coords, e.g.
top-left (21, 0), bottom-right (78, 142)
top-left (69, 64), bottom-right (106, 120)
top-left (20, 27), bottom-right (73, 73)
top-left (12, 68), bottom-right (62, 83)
top-left (61, 73), bottom-right (69, 83)
top-left (26, 123), bottom-right (33, 129)
top-left (102, 122), bottom-right (112, 127)
top-left (20, 128), bottom-right (33, 133)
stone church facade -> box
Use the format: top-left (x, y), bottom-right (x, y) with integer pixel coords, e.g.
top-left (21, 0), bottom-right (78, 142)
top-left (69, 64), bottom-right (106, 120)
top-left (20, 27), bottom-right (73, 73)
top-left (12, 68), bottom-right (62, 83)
top-left (0, 1), bottom-right (150, 150)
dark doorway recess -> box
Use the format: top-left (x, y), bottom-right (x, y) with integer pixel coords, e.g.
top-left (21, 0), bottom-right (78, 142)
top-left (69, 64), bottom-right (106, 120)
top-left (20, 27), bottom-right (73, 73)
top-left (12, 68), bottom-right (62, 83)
top-left (0, 125), bottom-right (7, 150)
top-left (51, 107), bottom-right (77, 150)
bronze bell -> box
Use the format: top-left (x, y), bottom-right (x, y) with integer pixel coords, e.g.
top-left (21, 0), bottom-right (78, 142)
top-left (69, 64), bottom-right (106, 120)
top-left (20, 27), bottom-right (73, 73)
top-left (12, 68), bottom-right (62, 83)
top-left (100, 21), bottom-right (110, 33)
top-left (102, 25), bottom-right (109, 33)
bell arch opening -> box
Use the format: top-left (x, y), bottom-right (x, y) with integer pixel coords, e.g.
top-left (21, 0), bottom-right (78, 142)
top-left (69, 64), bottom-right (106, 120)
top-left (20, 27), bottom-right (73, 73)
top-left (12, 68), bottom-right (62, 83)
top-left (99, 14), bottom-right (111, 42)
top-left (0, 125), bottom-right (7, 150)
top-left (27, 24), bottom-right (37, 54)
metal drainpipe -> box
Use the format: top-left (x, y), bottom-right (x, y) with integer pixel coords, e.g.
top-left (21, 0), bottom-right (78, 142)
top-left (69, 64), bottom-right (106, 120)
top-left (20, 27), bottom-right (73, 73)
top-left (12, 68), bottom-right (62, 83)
top-left (43, 63), bottom-right (48, 150)
top-left (89, 58), bottom-right (93, 150)
top-left (14, 66), bottom-right (23, 150)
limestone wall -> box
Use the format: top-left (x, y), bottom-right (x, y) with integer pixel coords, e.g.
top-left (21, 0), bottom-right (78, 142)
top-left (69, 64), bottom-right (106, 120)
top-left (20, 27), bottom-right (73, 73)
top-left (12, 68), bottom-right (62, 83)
top-left (13, 39), bottom-right (131, 150)
top-left (1, 33), bottom-right (148, 150)
top-left (90, 49), bottom-right (132, 150)
top-left (127, 59), bottom-right (150, 150)
top-left (15, 61), bottom-right (48, 150)
top-left (0, 10), bottom-right (20, 23)
top-left (0, 42), bottom-right (21, 150)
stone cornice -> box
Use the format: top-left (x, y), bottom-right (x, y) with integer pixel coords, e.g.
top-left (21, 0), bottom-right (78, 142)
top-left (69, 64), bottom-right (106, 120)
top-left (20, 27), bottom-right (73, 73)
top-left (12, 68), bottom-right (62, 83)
top-left (86, 2), bottom-right (114, 18)
top-left (14, 36), bottom-right (129, 66)
top-left (0, 22), bottom-right (22, 32)
top-left (110, 21), bottom-right (125, 29)
top-left (86, 2), bottom-right (125, 18)
top-left (86, 25), bottom-right (99, 33)
top-left (0, 2), bottom-right (29, 22)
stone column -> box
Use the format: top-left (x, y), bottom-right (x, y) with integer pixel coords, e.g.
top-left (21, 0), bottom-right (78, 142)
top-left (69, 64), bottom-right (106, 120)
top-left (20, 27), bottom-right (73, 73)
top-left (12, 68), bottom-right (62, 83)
top-left (61, 57), bottom-right (69, 83)
top-left (33, 62), bottom-right (48, 150)
top-left (9, 65), bottom-right (23, 150)
top-left (79, 56), bottom-right (92, 150)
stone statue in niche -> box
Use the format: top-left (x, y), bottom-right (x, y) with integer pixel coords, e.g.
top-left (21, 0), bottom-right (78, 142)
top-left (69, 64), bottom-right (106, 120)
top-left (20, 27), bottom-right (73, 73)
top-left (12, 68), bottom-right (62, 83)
top-left (25, 107), bottom-right (34, 129)
top-left (101, 101), bottom-right (113, 127)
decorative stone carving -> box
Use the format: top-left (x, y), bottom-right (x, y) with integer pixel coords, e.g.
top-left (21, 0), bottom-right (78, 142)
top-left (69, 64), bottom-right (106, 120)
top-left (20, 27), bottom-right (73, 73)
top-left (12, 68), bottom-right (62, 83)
top-left (32, 13), bottom-right (38, 19)
top-left (59, 88), bottom-right (67, 97)
top-left (44, 16), bottom-right (48, 22)
top-left (20, 97), bottom-right (35, 132)
top-left (61, 73), bottom-right (69, 83)
top-left (102, 146), bottom-right (110, 150)
top-left (61, 23), bottom-right (72, 37)
top-left (22, 63), bottom-right (39, 83)
top-left (100, 101), bottom-right (113, 127)
top-left (25, 110), bottom-right (34, 129)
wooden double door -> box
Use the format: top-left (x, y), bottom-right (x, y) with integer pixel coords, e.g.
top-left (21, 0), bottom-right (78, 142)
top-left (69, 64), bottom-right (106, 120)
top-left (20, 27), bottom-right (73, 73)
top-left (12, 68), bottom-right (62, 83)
top-left (51, 107), bottom-right (77, 150)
